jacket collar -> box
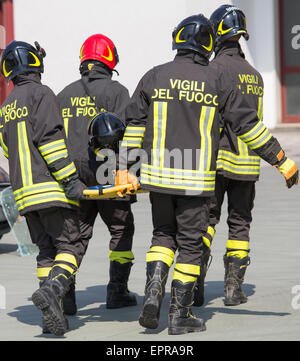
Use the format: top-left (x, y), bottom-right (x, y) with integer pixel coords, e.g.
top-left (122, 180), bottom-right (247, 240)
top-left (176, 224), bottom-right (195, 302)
top-left (214, 41), bottom-right (245, 59)
top-left (174, 51), bottom-right (209, 66)
top-left (13, 72), bottom-right (42, 86)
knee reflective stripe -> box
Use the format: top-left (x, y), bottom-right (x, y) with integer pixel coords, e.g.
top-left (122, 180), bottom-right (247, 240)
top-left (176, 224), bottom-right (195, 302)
top-left (36, 267), bottom-right (52, 280)
top-left (226, 240), bottom-right (249, 259)
top-left (109, 250), bottom-right (134, 264)
top-left (203, 226), bottom-right (215, 248)
top-left (146, 246), bottom-right (175, 267)
top-left (173, 263), bottom-right (200, 284)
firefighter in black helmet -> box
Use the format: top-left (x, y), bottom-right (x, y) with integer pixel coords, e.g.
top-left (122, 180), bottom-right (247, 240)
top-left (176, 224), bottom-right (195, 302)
top-left (0, 40), bottom-right (87, 336)
top-left (119, 12), bottom-right (298, 335)
top-left (57, 34), bottom-right (137, 313)
top-left (193, 4), bottom-right (299, 308)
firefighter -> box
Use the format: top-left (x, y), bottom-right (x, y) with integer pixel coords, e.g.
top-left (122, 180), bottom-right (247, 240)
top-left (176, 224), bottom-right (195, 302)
top-left (57, 34), bottom-right (136, 311)
top-left (0, 40), bottom-right (87, 336)
top-left (193, 4), bottom-right (276, 307)
top-left (118, 14), bottom-right (298, 335)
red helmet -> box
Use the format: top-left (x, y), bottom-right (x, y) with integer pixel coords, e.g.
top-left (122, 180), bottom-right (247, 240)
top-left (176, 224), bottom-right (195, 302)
top-left (79, 34), bottom-right (119, 70)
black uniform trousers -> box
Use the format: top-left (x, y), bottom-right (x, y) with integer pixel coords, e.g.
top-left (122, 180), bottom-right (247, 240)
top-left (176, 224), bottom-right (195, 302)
top-left (150, 192), bottom-right (210, 266)
top-left (209, 174), bottom-right (255, 243)
top-left (25, 207), bottom-right (85, 277)
top-left (78, 199), bottom-right (134, 261)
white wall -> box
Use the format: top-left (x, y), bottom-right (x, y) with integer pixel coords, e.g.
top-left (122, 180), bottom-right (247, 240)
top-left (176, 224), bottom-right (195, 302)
top-left (13, 0), bottom-right (280, 127)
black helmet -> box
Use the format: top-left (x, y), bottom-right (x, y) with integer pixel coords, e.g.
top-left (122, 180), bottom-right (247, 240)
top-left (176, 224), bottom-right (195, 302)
top-left (172, 14), bottom-right (215, 59)
top-left (88, 112), bottom-right (125, 152)
top-left (210, 4), bottom-right (249, 44)
top-left (0, 40), bottom-right (46, 81)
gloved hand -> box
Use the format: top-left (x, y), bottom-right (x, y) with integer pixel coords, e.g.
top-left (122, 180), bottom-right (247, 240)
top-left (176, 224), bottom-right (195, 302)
top-left (275, 157), bottom-right (299, 188)
top-left (62, 175), bottom-right (87, 201)
top-left (115, 170), bottom-right (138, 197)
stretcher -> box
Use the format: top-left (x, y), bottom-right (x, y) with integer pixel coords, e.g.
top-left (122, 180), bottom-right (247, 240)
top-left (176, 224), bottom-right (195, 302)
top-left (83, 183), bottom-right (148, 199)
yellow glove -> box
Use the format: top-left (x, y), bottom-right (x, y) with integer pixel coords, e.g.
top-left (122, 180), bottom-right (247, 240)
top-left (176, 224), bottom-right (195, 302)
top-left (275, 157), bottom-right (299, 188)
top-left (115, 170), bottom-right (139, 197)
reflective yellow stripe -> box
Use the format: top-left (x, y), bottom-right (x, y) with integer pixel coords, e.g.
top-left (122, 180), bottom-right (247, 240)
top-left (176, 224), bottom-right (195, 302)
top-left (52, 162), bottom-right (76, 181)
top-left (15, 192), bottom-right (79, 211)
top-left (217, 159), bottom-right (261, 175)
top-left (36, 267), bottom-right (51, 279)
top-left (64, 118), bottom-right (69, 138)
top-left (146, 246), bottom-right (175, 267)
top-left (207, 226), bottom-right (215, 238)
top-left (17, 121), bottom-right (33, 186)
top-left (175, 263), bottom-right (200, 276)
top-left (248, 130), bottom-right (272, 150)
top-left (226, 250), bottom-right (249, 259)
top-left (0, 132), bottom-right (8, 158)
top-left (44, 149), bottom-right (68, 164)
top-left (239, 121), bottom-right (263, 141)
top-left (13, 181), bottom-right (64, 200)
top-left (38, 139), bottom-right (66, 156)
top-left (109, 250), bottom-right (134, 264)
top-left (173, 270), bottom-right (197, 283)
top-left (257, 97), bottom-right (263, 121)
top-left (218, 150), bottom-right (260, 163)
top-left (226, 240), bottom-right (249, 250)
top-left (55, 253), bottom-right (78, 268)
top-left (199, 106), bottom-right (215, 171)
top-left (149, 246), bottom-right (175, 258)
top-left (153, 101), bottom-right (168, 168)
top-left (51, 264), bottom-right (75, 276)
top-left (238, 137), bottom-right (248, 157)
top-left (203, 236), bottom-right (211, 248)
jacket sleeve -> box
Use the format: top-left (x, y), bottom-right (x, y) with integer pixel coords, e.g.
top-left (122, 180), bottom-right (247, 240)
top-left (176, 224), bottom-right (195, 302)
top-left (31, 86), bottom-right (77, 182)
top-left (218, 73), bottom-right (284, 166)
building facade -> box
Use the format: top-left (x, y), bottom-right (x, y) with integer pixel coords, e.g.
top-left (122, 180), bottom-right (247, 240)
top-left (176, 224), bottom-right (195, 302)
top-left (0, 0), bottom-right (300, 128)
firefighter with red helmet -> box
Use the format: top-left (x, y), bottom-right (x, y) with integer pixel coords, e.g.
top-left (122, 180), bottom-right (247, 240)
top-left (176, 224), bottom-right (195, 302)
top-left (119, 13), bottom-right (298, 335)
top-left (57, 34), bottom-right (136, 313)
top-left (0, 40), bottom-right (87, 336)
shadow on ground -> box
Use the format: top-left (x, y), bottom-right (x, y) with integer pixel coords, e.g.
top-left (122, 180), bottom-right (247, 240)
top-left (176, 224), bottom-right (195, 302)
top-left (7, 281), bottom-right (290, 338)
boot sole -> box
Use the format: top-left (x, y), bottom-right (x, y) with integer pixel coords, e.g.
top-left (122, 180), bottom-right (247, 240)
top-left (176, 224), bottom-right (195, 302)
top-left (32, 289), bottom-right (68, 336)
top-left (224, 298), bottom-right (248, 306)
top-left (139, 303), bottom-right (159, 329)
top-left (168, 324), bottom-right (206, 335)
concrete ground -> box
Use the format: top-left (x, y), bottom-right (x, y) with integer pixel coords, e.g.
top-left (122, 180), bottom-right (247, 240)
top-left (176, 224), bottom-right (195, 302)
top-left (0, 128), bottom-right (299, 342)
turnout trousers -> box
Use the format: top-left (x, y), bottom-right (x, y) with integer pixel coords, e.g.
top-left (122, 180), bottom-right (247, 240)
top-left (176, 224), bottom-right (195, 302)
top-left (209, 174), bottom-right (255, 255)
top-left (149, 192), bottom-right (210, 267)
top-left (78, 199), bottom-right (135, 263)
top-left (25, 207), bottom-right (84, 281)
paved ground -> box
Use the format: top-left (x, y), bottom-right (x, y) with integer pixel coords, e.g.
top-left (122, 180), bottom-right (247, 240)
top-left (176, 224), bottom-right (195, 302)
top-left (0, 128), bottom-right (299, 343)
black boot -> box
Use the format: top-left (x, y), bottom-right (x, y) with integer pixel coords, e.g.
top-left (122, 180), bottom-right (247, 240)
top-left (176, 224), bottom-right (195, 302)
top-left (139, 261), bottom-right (169, 329)
top-left (63, 276), bottom-right (77, 315)
top-left (106, 261), bottom-right (137, 309)
top-left (223, 255), bottom-right (250, 306)
top-left (32, 275), bottom-right (70, 336)
top-left (194, 249), bottom-right (212, 307)
top-left (168, 280), bottom-right (206, 335)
